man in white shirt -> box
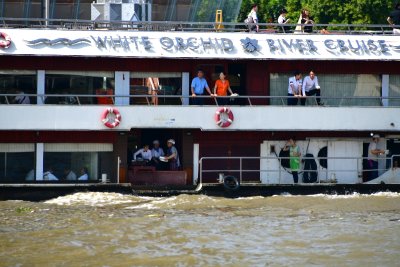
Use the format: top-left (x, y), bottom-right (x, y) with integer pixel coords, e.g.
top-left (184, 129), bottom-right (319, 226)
top-left (77, 167), bottom-right (89, 181)
top-left (287, 71), bottom-right (303, 105)
top-left (43, 168), bottom-right (58, 181)
top-left (301, 70), bottom-right (323, 106)
top-left (133, 144), bottom-right (152, 161)
top-left (13, 89), bottom-right (30, 104)
top-left (247, 4), bottom-right (259, 32)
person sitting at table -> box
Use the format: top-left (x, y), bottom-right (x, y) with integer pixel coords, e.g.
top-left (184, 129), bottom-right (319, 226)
top-left (43, 167), bottom-right (58, 181)
top-left (64, 168), bottom-right (77, 181)
top-left (77, 167), bottom-right (89, 181)
top-left (133, 144), bottom-right (152, 162)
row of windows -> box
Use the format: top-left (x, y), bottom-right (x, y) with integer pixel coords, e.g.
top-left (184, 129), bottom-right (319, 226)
top-left (0, 143), bottom-right (113, 182)
top-left (1, 70), bottom-right (399, 106)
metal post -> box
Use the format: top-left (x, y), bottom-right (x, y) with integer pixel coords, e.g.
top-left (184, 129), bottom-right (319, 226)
top-left (239, 157), bottom-right (242, 183)
top-left (117, 156), bottom-right (121, 184)
top-left (44, 0), bottom-right (49, 26)
top-left (278, 158), bottom-right (281, 184)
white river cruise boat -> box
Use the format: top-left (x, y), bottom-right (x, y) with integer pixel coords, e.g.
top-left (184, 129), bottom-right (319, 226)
top-left (0, 2), bottom-right (399, 198)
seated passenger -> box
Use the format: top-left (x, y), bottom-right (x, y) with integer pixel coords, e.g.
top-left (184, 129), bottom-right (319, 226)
top-left (164, 139), bottom-right (181, 171)
top-left (64, 168), bottom-right (77, 181)
top-left (43, 167), bottom-right (58, 181)
top-left (78, 167), bottom-right (89, 181)
top-left (13, 89), bottom-right (30, 104)
top-left (25, 169), bottom-right (34, 181)
top-left (133, 144), bottom-right (152, 162)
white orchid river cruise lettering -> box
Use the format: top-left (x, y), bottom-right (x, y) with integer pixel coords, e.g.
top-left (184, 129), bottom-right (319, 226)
top-left (6, 29), bottom-right (400, 59)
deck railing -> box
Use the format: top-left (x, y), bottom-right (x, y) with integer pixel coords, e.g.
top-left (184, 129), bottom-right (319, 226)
top-left (1, 93), bottom-right (400, 107)
top-left (0, 17), bottom-right (397, 35)
top-left (198, 155), bottom-right (400, 185)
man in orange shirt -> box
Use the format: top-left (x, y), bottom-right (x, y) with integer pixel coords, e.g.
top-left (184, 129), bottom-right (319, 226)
top-left (213, 72), bottom-right (235, 106)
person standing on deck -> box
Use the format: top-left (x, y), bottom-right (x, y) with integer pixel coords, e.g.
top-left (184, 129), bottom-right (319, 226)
top-left (164, 139), bottom-right (181, 171)
top-left (191, 69), bottom-right (213, 105)
top-left (284, 137), bottom-right (301, 183)
top-left (213, 72), bottom-right (235, 106)
top-left (367, 134), bottom-right (385, 181)
top-left (387, 2), bottom-right (400, 35)
top-left (246, 4), bottom-right (259, 32)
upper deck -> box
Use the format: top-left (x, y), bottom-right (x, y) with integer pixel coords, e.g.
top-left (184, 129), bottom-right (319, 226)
top-left (0, 19), bottom-right (399, 133)
top-left (1, 19), bottom-right (400, 61)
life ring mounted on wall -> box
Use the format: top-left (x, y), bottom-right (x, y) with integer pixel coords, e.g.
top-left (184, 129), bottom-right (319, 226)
top-left (0, 32), bottom-right (11, 49)
top-left (101, 107), bottom-right (121, 128)
top-left (214, 107), bottom-right (234, 128)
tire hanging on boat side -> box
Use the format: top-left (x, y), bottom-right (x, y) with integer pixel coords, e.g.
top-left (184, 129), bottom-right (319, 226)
top-left (302, 153), bottom-right (318, 183)
top-left (318, 146), bottom-right (328, 169)
top-left (223, 175), bottom-right (240, 191)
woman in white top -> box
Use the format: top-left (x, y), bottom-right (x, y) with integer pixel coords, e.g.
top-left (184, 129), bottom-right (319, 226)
top-left (246, 4), bottom-right (259, 32)
top-left (278, 8), bottom-right (290, 33)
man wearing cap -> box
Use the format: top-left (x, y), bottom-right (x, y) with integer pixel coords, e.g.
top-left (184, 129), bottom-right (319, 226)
top-left (164, 139), bottom-right (181, 170)
top-left (151, 140), bottom-right (165, 169)
top-left (367, 134), bottom-right (385, 181)
top-left (301, 70), bottom-right (323, 106)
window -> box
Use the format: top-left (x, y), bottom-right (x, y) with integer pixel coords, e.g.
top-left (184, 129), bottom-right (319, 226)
top-left (0, 70), bottom-right (37, 104)
top-left (389, 75), bottom-right (400, 107)
top-left (43, 143), bottom-right (113, 181)
top-left (270, 73), bottom-right (381, 106)
top-left (0, 143), bottom-right (35, 182)
top-left (45, 71), bottom-right (114, 105)
top-left (130, 72), bottom-right (182, 105)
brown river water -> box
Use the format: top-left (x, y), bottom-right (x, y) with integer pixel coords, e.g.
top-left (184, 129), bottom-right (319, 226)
top-left (0, 192), bottom-right (400, 267)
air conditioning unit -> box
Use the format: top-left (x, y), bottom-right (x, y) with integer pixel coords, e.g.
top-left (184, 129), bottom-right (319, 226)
top-left (91, 0), bottom-right (150, 22)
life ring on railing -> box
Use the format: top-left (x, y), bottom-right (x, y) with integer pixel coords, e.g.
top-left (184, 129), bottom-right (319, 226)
top-left (223, 176), bottom-right (240, 191)
top-left (0, 32), bottom-right (11, 49)
top-left (101, 107), bottom-right (121, 128)
top-left (214, 107), bottom-right (234, 128)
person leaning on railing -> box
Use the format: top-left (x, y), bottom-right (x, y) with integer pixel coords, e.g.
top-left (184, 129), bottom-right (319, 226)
top-left (387, 2), bottom-right (400, 35)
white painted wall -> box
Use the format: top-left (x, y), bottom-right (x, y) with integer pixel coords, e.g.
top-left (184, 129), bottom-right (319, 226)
top-left (0, 105), bottom-right (399, 132)
top-left (261, 139), bottom-right (368, 184)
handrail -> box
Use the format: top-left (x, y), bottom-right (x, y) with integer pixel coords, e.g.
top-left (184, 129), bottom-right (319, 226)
top-left (1, 93), bottom-right (400, 107)
top-left (0, 17), bottom-right (397, 35)
top-left (198, 155), bottom-right (400, 185)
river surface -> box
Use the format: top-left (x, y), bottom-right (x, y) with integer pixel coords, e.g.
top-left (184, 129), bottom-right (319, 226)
top-left (0, 192), bottom-right (400, 267)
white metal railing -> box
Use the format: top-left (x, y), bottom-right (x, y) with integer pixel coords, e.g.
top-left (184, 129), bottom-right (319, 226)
top-left (198, 155), bottom-right (400, 185)
top-left (0, 18), bottom-right (396, 35)
top-left (1, 93), bottom-right (400, 107)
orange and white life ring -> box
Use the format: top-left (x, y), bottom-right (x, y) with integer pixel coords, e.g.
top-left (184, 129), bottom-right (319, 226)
top-left (214, 107), bottom-right (234, 128)
top-left (101, 107), bottom-right (121, 128)
top-left (0, 32), bottom-right (11, 49)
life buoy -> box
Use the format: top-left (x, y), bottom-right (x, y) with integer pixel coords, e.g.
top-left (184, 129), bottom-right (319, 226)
top-left (101, 107), bottom-right (121, 128)
top-left (214, 107), bottom-right (234, 128)
top-left (0, 32), bottom-right (11, 49)
top-left (223, 176), bottom-right (240, 191)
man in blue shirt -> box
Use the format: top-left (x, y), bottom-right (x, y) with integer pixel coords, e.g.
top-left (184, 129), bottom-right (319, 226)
top-left (191, 69), bottom-right (213, 105)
